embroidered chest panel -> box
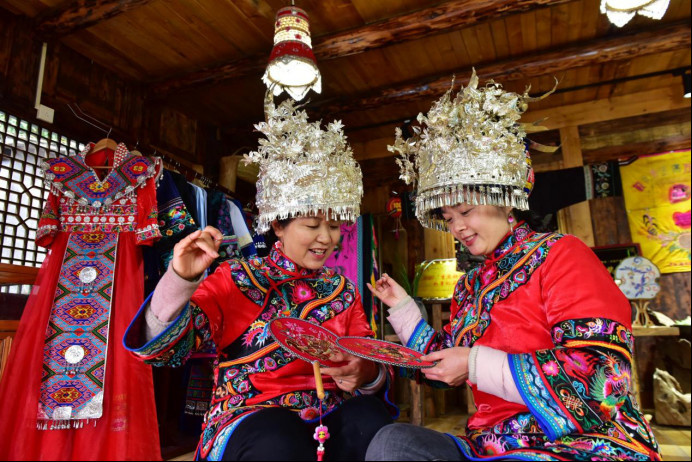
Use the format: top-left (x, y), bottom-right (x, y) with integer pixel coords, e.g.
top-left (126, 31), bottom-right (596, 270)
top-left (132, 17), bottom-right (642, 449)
top-left (57, 195), bottom-right (138, 233)
top-left (208, 256), bottom-right (356, 407)
top-left (451, 230), bottom-right (563, 346)
top-left (42, 148), bottom-right (159, 234)
top-left (43, 153), bottom-right (155, 206)
top-left (226, 256), bottom-right (355, 355)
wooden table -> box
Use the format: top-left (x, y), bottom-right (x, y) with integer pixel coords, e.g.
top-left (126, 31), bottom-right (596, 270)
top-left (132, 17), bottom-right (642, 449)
top-left (630, 325), bottom-right (681, 409)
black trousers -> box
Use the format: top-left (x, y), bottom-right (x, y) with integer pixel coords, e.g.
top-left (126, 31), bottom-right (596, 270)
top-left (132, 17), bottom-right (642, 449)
top-left (220, 395), bottom-right (393, 461)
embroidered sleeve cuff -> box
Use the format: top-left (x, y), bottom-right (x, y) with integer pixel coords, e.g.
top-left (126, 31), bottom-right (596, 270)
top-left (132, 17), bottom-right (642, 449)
top-left (123, 291), bottom-right (194, 367)
top-left (508, 352), bottom-right (580, 441)
top-left (406, 319), bottom-right (436, 354)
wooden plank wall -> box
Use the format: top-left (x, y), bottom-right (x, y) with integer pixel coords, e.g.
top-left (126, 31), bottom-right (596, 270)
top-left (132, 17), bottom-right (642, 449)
top-left (0, 8), bottom-right (225, 175)
top-left (591, 194), bottom-right (691, 410)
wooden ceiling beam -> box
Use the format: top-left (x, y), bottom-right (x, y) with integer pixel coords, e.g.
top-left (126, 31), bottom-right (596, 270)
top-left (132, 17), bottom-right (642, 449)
top-left (583, 135), bottom-right (691, 164)
top-left (149, 0), bottom-right (574, 97)
top-left (35, 0), bottom-right (154, 39)
top-left (522, 86), bottom-right (690, 129)
top-left (315, 19), bottom-right (691, 115)
top-left (351, 85), bottom-right (691, 161)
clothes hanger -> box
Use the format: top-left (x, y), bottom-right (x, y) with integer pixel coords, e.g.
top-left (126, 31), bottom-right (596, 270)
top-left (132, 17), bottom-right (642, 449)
top-left (130, 140), bottom-right (142, 157)
top-left (91, 127), bottom-right (118, 154)
top-left (66, 104), bottom-right (116, 169)
top-left (88, 128), bottom-right (117, 170)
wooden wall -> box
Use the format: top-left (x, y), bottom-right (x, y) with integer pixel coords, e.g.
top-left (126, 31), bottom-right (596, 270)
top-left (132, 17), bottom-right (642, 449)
top-left (0, 8), bottom-right (254, 200)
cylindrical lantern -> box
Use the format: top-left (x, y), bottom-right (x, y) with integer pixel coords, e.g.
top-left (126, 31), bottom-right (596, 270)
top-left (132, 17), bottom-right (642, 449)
top-left (262, 6), bottom-right (322, 101)
top-left (600, 0), bottom-right (670, 27)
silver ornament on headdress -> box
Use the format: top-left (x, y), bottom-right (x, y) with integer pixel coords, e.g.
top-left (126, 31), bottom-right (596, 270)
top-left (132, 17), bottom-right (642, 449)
top-left (390, 69), bottom-right (557, 230)
top-left (244, 92), bottom-right (363, 234)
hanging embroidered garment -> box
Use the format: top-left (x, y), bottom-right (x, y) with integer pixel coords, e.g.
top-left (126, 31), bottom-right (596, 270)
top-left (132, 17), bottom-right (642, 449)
top-left (0, 143), bottom-right (163, 460)
top-left (325, 215), bottom-right (379, 333)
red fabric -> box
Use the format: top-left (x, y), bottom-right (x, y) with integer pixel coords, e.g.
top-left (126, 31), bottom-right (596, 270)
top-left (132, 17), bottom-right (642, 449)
top-left (464, 236), bottom-right (633, 430)
top-left (135, 168), bottom-right (162, 246)
top-left (190, 265), bottom-right (262, 349)
top-left (0, 234), bottom-right (161, 460)
top-left (0, 161), bottom-right (162, 459)
top-left (35, 192), bottom-right (60, 248)
top-left (190, 263), bottom-right (375, 406)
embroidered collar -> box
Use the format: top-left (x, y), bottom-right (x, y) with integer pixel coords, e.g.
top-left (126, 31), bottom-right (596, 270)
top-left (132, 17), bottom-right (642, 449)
top-left (268, 242), bottom-right (320, 277)
top-left (485, 221), bottom-right (535, 264)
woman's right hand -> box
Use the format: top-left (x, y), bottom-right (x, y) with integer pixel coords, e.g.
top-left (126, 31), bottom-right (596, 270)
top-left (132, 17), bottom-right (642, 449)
top-left (171, 226), bottom-right (223, 281)
top-left (367, 273), bottom-right (410, 308)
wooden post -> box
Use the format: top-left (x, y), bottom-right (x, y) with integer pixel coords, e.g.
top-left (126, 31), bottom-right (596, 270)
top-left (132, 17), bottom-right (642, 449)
top-left (424, 229), bottom-right (455, 261)
top-left (219, 155), bottom-right (242, 193)
top-left (557, 126), bottom-right (595, 247)
top-left (410, 380), bottom-right (423, 426)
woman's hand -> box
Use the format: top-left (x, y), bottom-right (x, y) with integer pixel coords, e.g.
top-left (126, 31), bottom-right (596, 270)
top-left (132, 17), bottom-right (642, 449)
top-left (367, 273), bottom-right (409, 308)
top-left (171, 226), bottom-right (224, 281)
top-left (420, 347), bottom-right (471, 387)
top-left (320, 352), bottom-right (379, 393)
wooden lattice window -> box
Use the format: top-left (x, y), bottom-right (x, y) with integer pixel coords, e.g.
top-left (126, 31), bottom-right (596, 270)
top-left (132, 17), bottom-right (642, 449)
top-left (0, 110), bottom-right (83, 294)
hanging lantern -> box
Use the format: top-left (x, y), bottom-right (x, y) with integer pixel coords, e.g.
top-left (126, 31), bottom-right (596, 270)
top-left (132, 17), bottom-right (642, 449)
top-left (600, 0), bottom-right (670, 27)
top-left (262, 6), bottom-right (322, 101)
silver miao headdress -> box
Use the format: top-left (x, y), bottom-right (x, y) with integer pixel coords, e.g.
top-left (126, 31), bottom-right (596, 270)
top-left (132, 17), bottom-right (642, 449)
top-left (244, 94), bottom-right (363, 234)
top-left (390, 69), bottom-right (556, 230)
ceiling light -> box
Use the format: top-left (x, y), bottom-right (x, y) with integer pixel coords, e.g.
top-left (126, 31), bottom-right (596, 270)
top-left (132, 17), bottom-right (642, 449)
top-left (262, 5), bottom-right (321, 101)
top-left (600, 0), bottom-right (670, 27)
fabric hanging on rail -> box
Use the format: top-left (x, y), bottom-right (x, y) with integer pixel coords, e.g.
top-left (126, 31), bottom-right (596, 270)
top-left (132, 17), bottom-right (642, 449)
top-left (530, 160), bottom-right (622, 217)
top-left (189, 183), bottom-right (208, 230)
top-left (228, 199), bottom-right (257, 258)
top-left (325, 214), bottom-right (379, 333)
top-left (146, 170), bottom-right (199, 286)
top-left (171, 171), bottom-right (200, 226)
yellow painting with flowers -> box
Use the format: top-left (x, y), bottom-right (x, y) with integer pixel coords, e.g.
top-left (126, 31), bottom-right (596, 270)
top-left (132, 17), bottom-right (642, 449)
top-left (620, 150), bottom-right (691, 273)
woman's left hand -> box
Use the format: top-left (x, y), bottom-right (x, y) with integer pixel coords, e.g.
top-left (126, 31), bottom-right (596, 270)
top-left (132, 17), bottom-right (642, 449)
top-left (420, 347), bottom-right (471, 387)
top-left (320, 352), bottom-right (379, 393)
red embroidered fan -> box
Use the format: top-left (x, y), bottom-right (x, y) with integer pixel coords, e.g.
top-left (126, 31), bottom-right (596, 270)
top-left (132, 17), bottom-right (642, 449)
top-left (268, 317), bottom-right (347, 367)
top-left (269, 317), bottom-right (435, 369)
top-left (336, 337), bottom-right (436, 369)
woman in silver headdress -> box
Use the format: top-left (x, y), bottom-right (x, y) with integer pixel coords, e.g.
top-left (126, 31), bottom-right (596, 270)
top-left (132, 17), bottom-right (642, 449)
top-left (124, 99), bottom-right (393, 461)
top-left (366, 72), bottom-right (661, 461)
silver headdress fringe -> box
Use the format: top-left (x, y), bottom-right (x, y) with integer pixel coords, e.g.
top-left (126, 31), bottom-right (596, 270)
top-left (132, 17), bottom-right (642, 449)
top-left (390, 69), bottom-right (556, 230)
top-left (244, 93), bottom-right (363, 234)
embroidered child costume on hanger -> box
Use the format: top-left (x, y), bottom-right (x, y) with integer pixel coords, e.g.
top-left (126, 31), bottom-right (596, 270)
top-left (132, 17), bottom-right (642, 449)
top-left (0, 143), bottom-right (163, 460)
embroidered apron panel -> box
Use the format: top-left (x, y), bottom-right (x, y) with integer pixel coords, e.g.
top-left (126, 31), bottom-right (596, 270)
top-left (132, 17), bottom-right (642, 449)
top-left (39, 232), bottom-right (118, 425)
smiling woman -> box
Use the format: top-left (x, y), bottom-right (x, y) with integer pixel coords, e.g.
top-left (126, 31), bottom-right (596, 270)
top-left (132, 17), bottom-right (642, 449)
top-left (272, 215), bottom-right (342, 270)
top-left (122, 98), bottom-right (395, 461)
top-left (367, 71), bottom-right (662, 461)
